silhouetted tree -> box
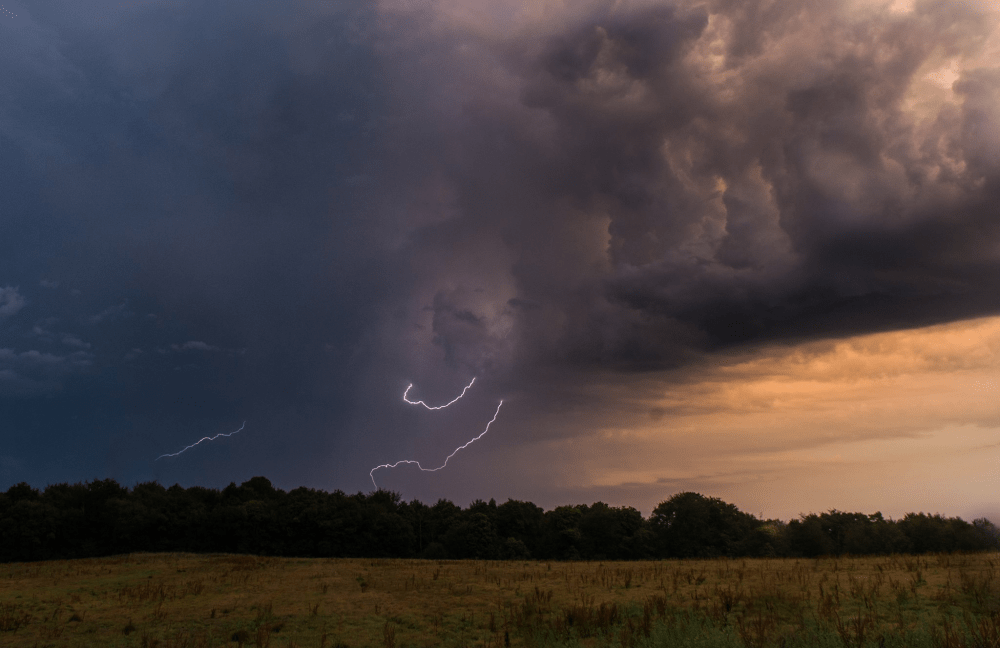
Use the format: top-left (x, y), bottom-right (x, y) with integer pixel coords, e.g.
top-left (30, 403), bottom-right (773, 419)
top-left (500, 536), bottom-right (532, 560)
top-left (579, 503), bottom-right (650, 560)
top-left (444, 512), bottom-right (499, 559)
top-left (650, 492), bottom-right (757, 558)
top-left (496, 499), bottom-right (544, 556)
top-left (543, 506), bottom-right (584, 560)
top-left (972, 518), bottom-right (1000, 550)
top-left (1, 478), bottom-right (997, 562)
top-left (785, 515), bottom-right (837, 557)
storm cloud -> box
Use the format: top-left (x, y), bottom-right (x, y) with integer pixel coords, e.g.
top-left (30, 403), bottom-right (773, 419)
top-left (3, 0), bottom-right (1000, 517)
top-left (381, 0), bottom-right (1000, 374)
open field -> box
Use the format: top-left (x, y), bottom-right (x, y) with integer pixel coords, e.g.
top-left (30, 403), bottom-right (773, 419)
top-left (1, 552), bottom-right (998, 648)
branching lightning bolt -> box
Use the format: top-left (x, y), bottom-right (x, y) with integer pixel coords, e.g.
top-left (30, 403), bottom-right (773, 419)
top-left (156, 422), bottom-right (247, 460)
top-left (403, 377), bottom-right (475, 409)
top-left (370, 400), bottom-right (503, 489)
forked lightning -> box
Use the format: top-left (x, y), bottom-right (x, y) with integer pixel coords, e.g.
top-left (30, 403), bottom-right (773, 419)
top-left (156, 422), bottom-right (247, 460)
top-left (403, 377), bottom-right (476, 410)
top-left (370, 400), bottom-right (503, 488)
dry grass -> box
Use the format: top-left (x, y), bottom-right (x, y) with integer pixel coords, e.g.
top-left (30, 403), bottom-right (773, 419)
top-left (1, 551), bottom-right (998, 647)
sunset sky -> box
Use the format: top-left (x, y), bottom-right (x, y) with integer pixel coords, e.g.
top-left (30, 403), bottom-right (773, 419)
top-left (2, 0), bottom-right (999, 524)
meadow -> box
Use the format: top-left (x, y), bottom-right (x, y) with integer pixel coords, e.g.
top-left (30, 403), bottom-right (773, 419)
top-left (1, 552), bottom-right (998, 648)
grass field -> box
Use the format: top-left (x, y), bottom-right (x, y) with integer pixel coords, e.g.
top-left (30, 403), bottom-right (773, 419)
top-left (1, 551), bottom-right (998, 647)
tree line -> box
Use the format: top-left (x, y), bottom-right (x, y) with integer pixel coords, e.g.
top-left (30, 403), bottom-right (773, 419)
top-left (1, 477), bottom-right (997, 563)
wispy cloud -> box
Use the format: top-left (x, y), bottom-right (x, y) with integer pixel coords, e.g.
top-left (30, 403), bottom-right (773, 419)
top-left (85, 302), bottom-right (131, 325)
top-left (170, 341), bottom-right (219, 352)
top-left (61, 334), bottom-right (91, 349)
top-left (0, 287), bottom-right (25, 319)
top-left (0, 347), bottom-right (93, 396)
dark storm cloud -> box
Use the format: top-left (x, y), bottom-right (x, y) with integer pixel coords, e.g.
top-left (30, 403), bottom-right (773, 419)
top-left (5, 0), bottom-right (1000, 500)
top-left (0, 0), bottom-right (398, 488)
top-left (386, 0), bottom-right (1000, 374)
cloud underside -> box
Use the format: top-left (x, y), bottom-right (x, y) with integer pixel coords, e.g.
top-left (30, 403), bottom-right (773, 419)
top-left (361, 0), bottom-right (1000, 518)
top-left (383, 0), bottom-right (1000, 374)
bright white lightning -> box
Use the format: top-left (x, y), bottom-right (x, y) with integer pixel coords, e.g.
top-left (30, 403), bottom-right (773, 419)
top-left (403, 377), bottom-right (476, 409)
top-left (156, 422), bottom-right (246, 460)
top-left (370, 400), bottom-right (503, 489)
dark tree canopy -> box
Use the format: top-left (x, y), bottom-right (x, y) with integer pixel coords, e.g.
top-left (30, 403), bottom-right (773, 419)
top-left (649, 492), bottom-right (760, 558)
top-left (0, 480), bottom-right (996, 563)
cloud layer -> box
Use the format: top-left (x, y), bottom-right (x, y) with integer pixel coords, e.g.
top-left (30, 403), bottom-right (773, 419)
top-left (2, 0), bottom-right (1000, 520)
top-left (380, 0), bottom-right (1000, 377)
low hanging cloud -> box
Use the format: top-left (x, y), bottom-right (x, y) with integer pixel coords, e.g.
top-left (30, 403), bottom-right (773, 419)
top-left (379, 0), bottom-right (1000, 375)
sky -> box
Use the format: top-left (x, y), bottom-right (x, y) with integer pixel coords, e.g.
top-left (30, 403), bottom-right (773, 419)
top-left (2, 0), bottom-right (999, 523)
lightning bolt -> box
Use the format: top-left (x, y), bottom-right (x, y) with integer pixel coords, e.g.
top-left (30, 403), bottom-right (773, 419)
top-left (370, 400), bottom-right (503, 489)
top-left (156, 422), bottom-right (247, 460)
top-left (403, 377), bottom-right (476, 409)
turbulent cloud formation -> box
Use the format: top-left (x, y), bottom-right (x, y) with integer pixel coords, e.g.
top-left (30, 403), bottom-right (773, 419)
top-left (3, 0), bottom-right (1000, 519)
top-left (353, 0), bottom-right (1000, 515)
top-left (381, 0), bottom-right (1000, 375)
